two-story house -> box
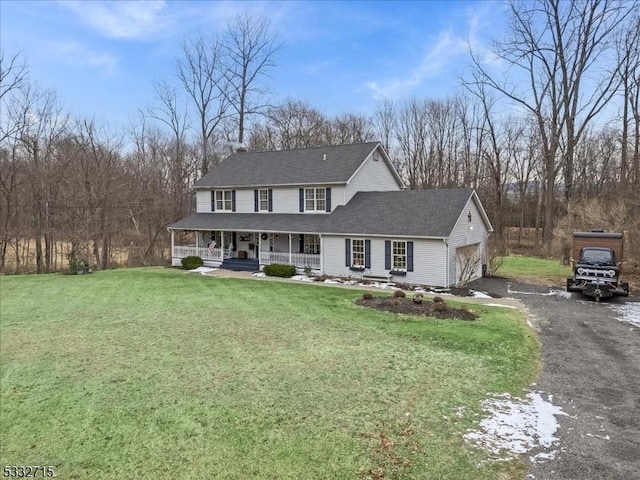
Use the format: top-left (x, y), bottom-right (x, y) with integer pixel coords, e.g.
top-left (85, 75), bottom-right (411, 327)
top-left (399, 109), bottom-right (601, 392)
top-left (169, 142), bottom-right (493, 287)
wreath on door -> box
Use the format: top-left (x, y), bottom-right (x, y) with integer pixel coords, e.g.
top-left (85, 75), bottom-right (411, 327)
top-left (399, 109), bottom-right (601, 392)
top-left (261, 233), bottom-right (268, 240)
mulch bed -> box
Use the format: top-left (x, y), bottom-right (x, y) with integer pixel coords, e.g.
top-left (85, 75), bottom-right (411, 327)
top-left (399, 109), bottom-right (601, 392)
top-left (355, 296), bottom-right (478, 321)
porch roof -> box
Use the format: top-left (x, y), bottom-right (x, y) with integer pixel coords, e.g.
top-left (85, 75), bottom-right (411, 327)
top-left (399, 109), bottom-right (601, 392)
top-left (168, 213), bottom-right (329, 235)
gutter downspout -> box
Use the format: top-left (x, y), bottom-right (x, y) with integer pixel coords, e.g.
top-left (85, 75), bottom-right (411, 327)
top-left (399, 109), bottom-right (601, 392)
top-left (444, 238), bottom-right (449, 288)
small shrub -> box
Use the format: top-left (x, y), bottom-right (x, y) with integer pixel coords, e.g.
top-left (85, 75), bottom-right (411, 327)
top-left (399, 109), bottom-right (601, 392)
top-left (181, 256), bottom-right (204, 270)
top-left (413, 293), bottom-right (424, 304)
top-left (69, 257), bottom-right (90, 274)
top-left (434, 301), bottom-right (447, 312)
top-left (432, 296), bottom-right (445, 304)
top-left (264, 263), bottom-right (296, 278)
top-left (314, 274), bottom-right (331, 282)
top-left (362, 292), bottom-right (374, 300)
top-left (303, 265), bottom-right (313, 276)
top-left (393, 289), bottom-right (406, 298)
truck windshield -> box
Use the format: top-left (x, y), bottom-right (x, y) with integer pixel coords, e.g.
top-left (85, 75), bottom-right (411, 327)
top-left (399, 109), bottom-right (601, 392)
top-left (580, 248), bottom-right (614, 264)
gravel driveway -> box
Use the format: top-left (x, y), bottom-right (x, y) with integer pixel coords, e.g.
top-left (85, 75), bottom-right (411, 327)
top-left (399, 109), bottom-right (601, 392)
top-left (470, 277), bottom-right (640, 480)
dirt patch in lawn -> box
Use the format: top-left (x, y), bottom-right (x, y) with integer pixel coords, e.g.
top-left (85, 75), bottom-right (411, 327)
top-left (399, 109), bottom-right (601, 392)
top-left (356, 296), bottom-right (478, 321)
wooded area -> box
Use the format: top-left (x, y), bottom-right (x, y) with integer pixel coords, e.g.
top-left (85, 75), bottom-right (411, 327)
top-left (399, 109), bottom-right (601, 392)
top-left (1, 2), bottom-right (639, 274)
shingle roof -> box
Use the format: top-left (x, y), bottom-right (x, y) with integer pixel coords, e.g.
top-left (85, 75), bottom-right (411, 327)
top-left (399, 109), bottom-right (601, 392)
top-left (169, 188), bottom-right (479, 238)
top-left (168, 213), bottom-right (330, 234)
top-left (194, 142), bottom-right (383, 188)
top-left (324, 189), bottom-right (475, 237)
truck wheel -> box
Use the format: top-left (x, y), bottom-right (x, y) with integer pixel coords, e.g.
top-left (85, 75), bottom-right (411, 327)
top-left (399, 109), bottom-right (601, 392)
top-left (566, 278), bottom-right (574, 292)
top-left (622, 282), bottom-right (630, 296)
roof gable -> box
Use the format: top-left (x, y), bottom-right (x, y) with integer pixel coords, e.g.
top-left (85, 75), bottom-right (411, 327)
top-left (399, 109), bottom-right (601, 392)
top-left (194, 142), bottom-right (384, 188)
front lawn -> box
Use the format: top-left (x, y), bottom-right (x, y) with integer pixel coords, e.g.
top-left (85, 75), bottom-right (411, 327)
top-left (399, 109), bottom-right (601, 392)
top-left (0, 268), bottom-right (539, 479)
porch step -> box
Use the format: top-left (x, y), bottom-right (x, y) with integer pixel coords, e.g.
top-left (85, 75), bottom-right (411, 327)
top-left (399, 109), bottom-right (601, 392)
top-left (221, 258), bottom-right (260, 272)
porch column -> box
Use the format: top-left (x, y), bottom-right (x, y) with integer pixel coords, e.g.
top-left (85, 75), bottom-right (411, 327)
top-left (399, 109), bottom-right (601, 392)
top-left (196, 231), bottom-right (199, 251)
top-left (171, 230), bottom-right (174, 260)
top-left (319, 234), bottom-right (324, 273)
top-left (258, 232), bottom-right (262, 265)
top-left (288, 233), bottom-right (292, 265)
top-left (221, 231), bottom-right (225, 261)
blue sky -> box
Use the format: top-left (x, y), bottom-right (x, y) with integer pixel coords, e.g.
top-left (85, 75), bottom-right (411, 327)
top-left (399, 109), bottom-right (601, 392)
top-left (1, 0), bottom-right (506, 130)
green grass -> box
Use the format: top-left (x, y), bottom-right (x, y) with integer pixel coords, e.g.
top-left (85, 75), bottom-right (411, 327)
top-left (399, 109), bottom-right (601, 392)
top-left (1, 268), bottom-right (539, 479)
top-left (498, 255), bottom-right (571, 282)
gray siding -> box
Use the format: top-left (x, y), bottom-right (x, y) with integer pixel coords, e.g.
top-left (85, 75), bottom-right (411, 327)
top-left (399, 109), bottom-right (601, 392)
top-left (196, 190), bottom-right (211, 213)
top-left (196, 186), bottom-right (347, 214)
top-left (447, 197), bottom-right (489, 285)
top-left (322, 236), bottom-right (448, 286)
top-left (345, 150), bottom-right (402, 203)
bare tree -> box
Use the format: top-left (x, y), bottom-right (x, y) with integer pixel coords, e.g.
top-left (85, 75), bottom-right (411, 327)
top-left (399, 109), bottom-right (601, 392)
top-left (223, 13), bottom-right (280, 145)
top-left (147, 81), bottom-right (193, 220)
top-left (469, 0), bottom-right (636, 247)
top-left (177, 35), bottom-right (229, 174)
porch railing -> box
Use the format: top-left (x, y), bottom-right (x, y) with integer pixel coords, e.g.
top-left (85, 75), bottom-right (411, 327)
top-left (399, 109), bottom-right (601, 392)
top-left (173, 246), bottom-right (223, 261)
top-left (259, 251), bottom-right (320, 269)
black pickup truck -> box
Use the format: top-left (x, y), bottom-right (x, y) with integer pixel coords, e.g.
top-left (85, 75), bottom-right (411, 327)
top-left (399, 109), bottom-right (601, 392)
top-left (566, 232), bottom-right (630, 301)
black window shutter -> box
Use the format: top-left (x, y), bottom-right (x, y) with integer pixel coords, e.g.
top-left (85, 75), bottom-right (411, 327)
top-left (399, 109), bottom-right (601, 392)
top-left (345, 239), bottom-right (351, 267)
top-left (299, 188), bottom-right (304, 212)
top-left (268, 189), bottom-right (273, 212)
top-left (385, 241), bottom-right (391, 270)
top-left (365, 240), bottom-right (371, 268)
top-left (407, 241), bottom-right (414, 272)
top-left (211, 191), bottom-right (215, 211)
top-left (254, 190), bottom-right (258, 212)
top-left (299, 234), bottom-right (304, 253)
top-left (232, 190), bottom-right (236, 212)
top-left (326, 187), bottom-right (332, 212)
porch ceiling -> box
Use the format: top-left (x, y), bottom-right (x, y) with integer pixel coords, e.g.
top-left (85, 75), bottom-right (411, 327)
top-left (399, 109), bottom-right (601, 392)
top-left (168, 213), bottom-right (328, 234)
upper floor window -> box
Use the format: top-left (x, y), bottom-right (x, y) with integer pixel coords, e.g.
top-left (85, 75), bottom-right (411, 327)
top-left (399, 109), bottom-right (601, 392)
top-left (305, 188), bottom-right (326, 211)
top-left (258, 189), bottom-right (269, 211)
top-left (215, 190), bottom-right (233, 211)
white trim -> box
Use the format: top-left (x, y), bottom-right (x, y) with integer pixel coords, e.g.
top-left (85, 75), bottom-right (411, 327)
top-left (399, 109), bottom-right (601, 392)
top-left (258, 188), bottom-right (269, 212)
top-left (214, 190), bottom-right (234, 211)
top-left (194, 181), bottom-right (345, 190)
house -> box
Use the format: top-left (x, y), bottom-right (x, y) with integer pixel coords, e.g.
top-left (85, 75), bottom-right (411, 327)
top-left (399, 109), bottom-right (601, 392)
top-left (168, 142), bottom-right (493, 287)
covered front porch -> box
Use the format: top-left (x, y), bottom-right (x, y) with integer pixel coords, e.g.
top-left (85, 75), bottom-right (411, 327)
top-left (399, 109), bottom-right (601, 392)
top-left (170, 229), bottom-right (321, 271)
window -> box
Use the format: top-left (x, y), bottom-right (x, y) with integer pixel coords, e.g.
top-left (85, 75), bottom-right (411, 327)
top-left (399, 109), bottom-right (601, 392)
top-left (392, 241), bottom-right (407, 271)
top-left (259, 189), bottom-right (269, 211)
top-left (351, 239), bottom-right (365, 268)
top-left (303, 235), bottom-right (320, 254)
top-left (215, 190), bottom-right (233, 211)
top-left (304, 188), bottom-right (326, 211)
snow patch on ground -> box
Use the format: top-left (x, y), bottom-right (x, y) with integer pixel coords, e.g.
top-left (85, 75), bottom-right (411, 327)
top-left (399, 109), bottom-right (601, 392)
top-left (251, 272), bottom-right (266, 277)
top-left (507, 284), bottom-right (572, 299)
top-left (185, 267), bottom-right (218, 275)
top-left (470, 290), bottom-right (493, 299)
top-left (611, 303), bottom-right (640, 328)
top-left (464, 391), bottom-right (566, 463)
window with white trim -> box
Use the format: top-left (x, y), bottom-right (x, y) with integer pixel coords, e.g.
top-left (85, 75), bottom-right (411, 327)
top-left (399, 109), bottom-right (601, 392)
top-left (392, 241), bottom-right (407, 271)
top-left (303, 235), bottom-right (320, 254)
top-left (304, 188), bottom-right (326, 211)
top-left (351, 239), bottom-right (365, 268)
top-left (258, 189), bottom-right (269, 211)
top-left (215, 190), bottom-right (233, 211)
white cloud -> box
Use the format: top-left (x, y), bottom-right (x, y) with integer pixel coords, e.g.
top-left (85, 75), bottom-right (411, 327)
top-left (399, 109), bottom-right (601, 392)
top-left (58, 0), bottom-right (169, 40)
top-left (364, 27), bottom-right (466, 99)
top-left (49, 41), bottom-right (119, 73)
top-left (364, 2), bottom-right (501, 100)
